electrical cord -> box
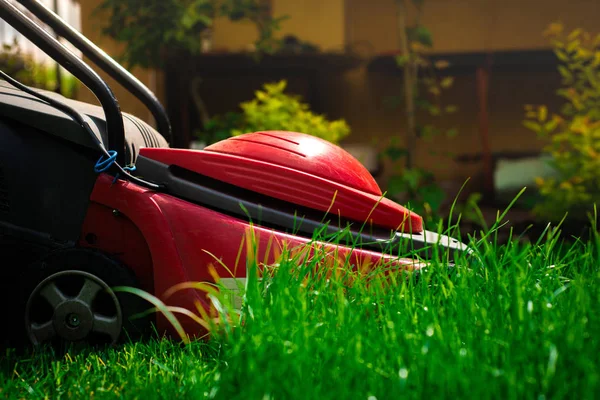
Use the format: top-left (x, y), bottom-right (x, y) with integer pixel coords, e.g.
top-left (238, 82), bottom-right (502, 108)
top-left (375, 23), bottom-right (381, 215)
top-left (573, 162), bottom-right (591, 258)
top-left (0, 69), bottom-right (165, 190)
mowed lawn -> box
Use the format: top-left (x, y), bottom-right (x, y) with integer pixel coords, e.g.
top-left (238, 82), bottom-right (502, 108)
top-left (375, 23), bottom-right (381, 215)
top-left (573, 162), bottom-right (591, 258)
top-left (1, 222), bottom-right (599, 399)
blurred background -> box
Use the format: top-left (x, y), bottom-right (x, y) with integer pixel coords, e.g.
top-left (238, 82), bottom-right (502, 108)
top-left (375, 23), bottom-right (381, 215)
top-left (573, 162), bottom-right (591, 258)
top-left (2, 0), bottom-right (599, 241)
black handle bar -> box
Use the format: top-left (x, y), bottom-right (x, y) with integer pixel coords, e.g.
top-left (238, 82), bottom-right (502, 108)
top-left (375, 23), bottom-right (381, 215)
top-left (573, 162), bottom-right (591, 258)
top-left (18, 0), bottom-right (172, 144)
top-left (0, 0), bottom-right (126, 164)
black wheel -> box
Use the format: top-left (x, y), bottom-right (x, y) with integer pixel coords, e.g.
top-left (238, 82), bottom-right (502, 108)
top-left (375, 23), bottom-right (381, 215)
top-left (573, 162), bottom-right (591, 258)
top-left (25, 270), bottom-right (123, 346)
top-left (16, 248), bottom-right (154, 349)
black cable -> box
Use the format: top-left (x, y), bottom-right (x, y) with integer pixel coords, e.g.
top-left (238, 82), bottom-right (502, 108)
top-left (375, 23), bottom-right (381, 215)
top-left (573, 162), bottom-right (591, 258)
top-left (0, 70), bottom-right (165, 190)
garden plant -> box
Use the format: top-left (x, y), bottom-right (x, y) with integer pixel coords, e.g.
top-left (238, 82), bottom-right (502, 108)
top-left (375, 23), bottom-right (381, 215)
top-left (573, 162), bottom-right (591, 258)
top-left (524, 24), bottom-right (600, 224)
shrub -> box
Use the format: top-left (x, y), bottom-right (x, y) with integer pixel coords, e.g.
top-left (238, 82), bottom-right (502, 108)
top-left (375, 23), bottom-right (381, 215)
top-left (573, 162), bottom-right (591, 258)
top-left (232, 80), bottom-right (350, 143)
top-left (96, 0), bottom-right (288, 69)
top-left (197, 80), bottom-right (350, 145)
top-left (96, 0), bottom-right (216, 68)
top-left (523, 24), bottom-right (600, 222)
top-left (0, 40), bottom-right (78, 98)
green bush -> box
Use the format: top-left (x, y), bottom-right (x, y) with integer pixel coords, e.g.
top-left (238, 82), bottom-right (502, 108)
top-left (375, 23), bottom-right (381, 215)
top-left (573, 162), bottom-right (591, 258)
top-left (0, 40), bottom-right (78, 98)
top-left (96, 0), bottom-right (288, 69)
top-left (232, 80), bottom-right (350, 143)
top-left (96, 0), bottom-right (216, 68)
top-left (523, 24), bottom-right (600, 222)
top-left (196, 111), bottom-right (245, 145)
top-left (379, 140), bottom-right (446, 224)
top-left (197, 80), bottom-right (350, 145)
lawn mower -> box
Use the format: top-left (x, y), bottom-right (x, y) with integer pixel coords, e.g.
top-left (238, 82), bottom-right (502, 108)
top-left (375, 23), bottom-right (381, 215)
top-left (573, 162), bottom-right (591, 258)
top-left (0, 0), bottom-right (471, 348)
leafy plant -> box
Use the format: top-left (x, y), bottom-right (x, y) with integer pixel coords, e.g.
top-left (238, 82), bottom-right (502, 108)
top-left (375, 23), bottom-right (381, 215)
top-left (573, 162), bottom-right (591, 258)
top-left (233, 80), bottom-right (350, 143)
top-left (380, 140), bottom-right (445, 224)
top-left (196, 80), bottom-right (350, 145)
top-left (96, 0), bottom-right (218, 69)
top-left (195, 111), bottom-right (245, 145)
top-left (96, 0), bottom-right (289, 69)
top-left (393, 0), bottom-right (459, 169)
top-left (0, 39), bottom-right (78, 98)
top-left (221, 0), bottom-right (289, 55)
top-left (380, 0), bottom-right (460, 224)
top-left (523, 24), bottom-right (600, 222)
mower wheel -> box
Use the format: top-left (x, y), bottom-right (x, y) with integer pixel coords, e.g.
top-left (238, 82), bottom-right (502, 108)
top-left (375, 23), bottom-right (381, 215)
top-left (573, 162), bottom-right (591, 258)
top-left (17, 248), bottom-right (153, 349)
top-left (25, 270), bottom-right (123, 347)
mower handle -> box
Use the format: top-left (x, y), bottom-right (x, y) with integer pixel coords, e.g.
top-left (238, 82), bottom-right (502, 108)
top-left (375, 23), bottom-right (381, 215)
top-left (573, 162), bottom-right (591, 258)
top-left (18, 0), bottom-right (172, 144)
top-left (0, 0), bottom-right (126, 165)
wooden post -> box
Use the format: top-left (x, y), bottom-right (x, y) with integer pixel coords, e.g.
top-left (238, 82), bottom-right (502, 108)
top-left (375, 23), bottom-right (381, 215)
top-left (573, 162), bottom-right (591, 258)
top-left (476, 54), bottom-right (494, 198)
top-left (396, 0), bottom-right (416, 170)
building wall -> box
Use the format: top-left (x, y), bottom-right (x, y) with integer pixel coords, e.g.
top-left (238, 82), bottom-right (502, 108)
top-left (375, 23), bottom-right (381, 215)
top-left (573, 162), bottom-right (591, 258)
top-left (273, 0), bottom-right (346, 51)
top-left (77, 0), bottom-right (599, 183)
top-left (211, 0), bottom-right (346, 52)
top-left (345, 0), bottom-right (599, 54)
top-left (340, 0), bottom-right (599, 183)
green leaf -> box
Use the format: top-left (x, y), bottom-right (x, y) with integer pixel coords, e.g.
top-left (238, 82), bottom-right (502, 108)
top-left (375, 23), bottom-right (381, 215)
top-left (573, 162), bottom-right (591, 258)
top-left (418, 125), bottom-right (441, 140)
top-left (255, 90), bottom-right (268, 101)
top-left (554, 49), bottom-right (569, 62)
top-left (384, 146), bottom-right (408, 162)
top-left (113, 286), bottom-right (190, 344)
top-left (416, 26), bottom-right (434, 47)
top-left (428, 86), bottom-right (441, 96)
top-left (523, 120), bottom-right (542, 133)
top-left (566, 39), bottom-right (580, 53)
top-left (558, 65), bottom-right (573, 83)
top-left (445, 105), bottom-right (459, 114)
top-left (407, 26), bottom-right (433, 48)
top-left (440, 77), bottom-right (454, 89)
top-left (567, 28), bottom-right (583, 40)
top-left (395, 55), bottom-right (410, 67)
top-left (538, 105), bottom-right (548, 122)
top-left (387, 175), bottom-right (409, 196)
top-left (403, 169), bottom-right (425, 190)
top-left (428, 106), bottom-right (441, 116)
top-left (419, 184), bottom-right (446, 212)
top-left (446, 128), bottom-right (459, 138)
top-left (544, 119), bottom-right (559, 133)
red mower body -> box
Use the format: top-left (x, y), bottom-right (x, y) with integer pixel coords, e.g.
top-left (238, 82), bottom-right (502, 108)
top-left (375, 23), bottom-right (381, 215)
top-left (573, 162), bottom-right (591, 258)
top-left (143, 132), bottom-right (422, 232)
top-left (77, 131), bottom-right (427, 338)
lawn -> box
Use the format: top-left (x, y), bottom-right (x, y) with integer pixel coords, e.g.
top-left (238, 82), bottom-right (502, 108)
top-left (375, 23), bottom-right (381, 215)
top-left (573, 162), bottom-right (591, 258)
top-left (1, 215), bottom-right (599, 399)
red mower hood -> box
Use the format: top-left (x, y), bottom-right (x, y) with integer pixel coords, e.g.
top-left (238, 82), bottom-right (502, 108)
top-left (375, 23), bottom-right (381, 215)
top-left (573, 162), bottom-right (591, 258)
top-left (140, 131), bottom-right (423, 233)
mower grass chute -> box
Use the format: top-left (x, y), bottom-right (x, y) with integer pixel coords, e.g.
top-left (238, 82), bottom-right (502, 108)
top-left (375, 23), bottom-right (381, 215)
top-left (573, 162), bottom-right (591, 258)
top-left (0, 0), bottom-right (472, 349)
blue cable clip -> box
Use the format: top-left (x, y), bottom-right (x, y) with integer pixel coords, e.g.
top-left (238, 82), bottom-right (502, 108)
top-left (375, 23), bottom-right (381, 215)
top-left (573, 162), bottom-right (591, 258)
top-left (94, 150), bottom-right (136, 184)
top-left (94, 150), bottom-right (117, 173)
top-left (112, 165), bottom-right (136, 184)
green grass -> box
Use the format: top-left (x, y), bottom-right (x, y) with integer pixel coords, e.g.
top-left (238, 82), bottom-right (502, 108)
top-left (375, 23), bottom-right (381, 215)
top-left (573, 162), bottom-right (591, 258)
top-left (2, 216), bottom-right (600, 399)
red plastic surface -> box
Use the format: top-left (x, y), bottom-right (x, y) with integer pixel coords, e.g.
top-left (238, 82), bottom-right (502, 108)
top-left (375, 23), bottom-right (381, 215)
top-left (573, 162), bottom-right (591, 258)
top-left (85, 174), bottom-right (424, 339)
top-left (207, 131), bottom-right (381, 195)
top-left (78, 203), bottom-right (155, 293)
top-left (140, 131), bottom-right (423, 233)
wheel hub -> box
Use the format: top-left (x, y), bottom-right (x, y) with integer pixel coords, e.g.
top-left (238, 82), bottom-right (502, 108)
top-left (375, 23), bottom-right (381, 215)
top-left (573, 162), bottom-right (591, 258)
top-left (53, 299), bottom-right (94, 341)
top-left (66, 313), bottom-right (80, 328)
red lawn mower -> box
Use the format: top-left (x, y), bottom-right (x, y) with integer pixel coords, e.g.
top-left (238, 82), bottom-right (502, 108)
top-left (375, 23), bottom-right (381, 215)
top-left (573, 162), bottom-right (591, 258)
top-left (0, 0), bottom-right (470, 348)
